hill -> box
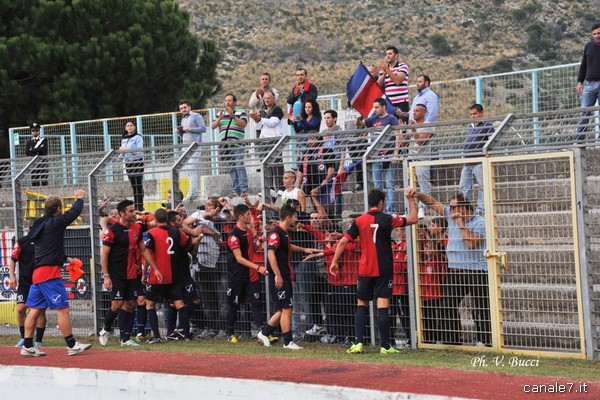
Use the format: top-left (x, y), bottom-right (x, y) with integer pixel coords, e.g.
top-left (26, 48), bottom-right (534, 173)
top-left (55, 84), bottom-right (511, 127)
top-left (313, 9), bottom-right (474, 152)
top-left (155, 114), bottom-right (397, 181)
top-left (179, 0), bottom-right (598, 108)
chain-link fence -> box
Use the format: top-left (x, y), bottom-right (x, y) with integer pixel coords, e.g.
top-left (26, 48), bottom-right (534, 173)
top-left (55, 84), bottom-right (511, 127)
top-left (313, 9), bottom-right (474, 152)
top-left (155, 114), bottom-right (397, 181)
top-left (3, 101), bottom-right (600, 358)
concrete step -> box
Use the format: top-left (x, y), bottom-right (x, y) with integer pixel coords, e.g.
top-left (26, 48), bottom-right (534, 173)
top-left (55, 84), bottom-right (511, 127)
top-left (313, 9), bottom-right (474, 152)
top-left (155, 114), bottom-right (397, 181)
top-left (501, 320), bottom-right (581, 351)
top-left (500, 282), bottom-right (578, 313)
top-left (495, 211), bottom-right (573, 243)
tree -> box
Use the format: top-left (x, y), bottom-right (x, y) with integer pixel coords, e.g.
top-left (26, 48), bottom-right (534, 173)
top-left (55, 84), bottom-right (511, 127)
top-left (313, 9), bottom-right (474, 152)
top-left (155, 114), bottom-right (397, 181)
top-left (0, 0), bottom-right (221, 158)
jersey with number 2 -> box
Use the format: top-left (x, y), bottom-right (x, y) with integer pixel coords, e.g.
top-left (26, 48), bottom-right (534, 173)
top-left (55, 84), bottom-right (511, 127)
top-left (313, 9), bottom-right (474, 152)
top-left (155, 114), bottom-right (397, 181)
top-left (343, 210), bottom-right (407, 277)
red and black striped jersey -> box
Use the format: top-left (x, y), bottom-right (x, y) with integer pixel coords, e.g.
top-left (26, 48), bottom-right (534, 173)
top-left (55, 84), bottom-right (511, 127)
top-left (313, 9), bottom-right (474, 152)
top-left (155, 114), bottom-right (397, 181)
top-left (146, 226), bottom-right (191, 285)
top-left (343, 209), bottom-right (407, 277)
top-left (266, 224), bottom-right (293, 281)
top-left (102, 222), bottom-right (142, 280)
top-left (227, 226), bottom-right (258, 283)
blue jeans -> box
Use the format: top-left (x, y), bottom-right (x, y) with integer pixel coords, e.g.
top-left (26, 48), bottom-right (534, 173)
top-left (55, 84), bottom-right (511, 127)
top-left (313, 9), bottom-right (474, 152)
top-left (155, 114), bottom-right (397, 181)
top-left (373, 161), bottom-right (395, 213)
top-left (292, 261), bottom-right (315, 336)
top-left (222, 145), bottom-right (248, 194)
top-left (577, 81), bottom-right (600, 141)
top-left (459, 163), bottom-right (484, 214)
top-left (415, 165), bottom-right (431, 210)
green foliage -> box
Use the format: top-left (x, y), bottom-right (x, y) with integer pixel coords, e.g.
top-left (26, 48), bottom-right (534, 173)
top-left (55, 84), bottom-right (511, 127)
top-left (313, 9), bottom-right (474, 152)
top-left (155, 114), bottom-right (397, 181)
top-left (526, 22), bottom-right (558, 54)
top-left (0, 0), bottom-right (220, 157)
top-left (428, 34), bottom-right (453, 56)
top-left (491, 57), bottom-right (514, 73)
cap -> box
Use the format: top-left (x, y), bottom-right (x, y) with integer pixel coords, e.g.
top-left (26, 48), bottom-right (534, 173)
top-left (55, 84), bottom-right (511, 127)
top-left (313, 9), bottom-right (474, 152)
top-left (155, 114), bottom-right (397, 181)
top-left (161, 202), bottom-right (172, 208)
top-left (31, 122), bottom-right (41, 131)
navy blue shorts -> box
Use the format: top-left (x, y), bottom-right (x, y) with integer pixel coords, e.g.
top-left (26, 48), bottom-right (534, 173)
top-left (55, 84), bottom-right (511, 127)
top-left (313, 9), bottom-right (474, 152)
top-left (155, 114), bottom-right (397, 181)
top-left (268, 277), bottom-right (293, 311)
top-left (227, 280), bottom-right (261, 306)
top-left (26, 278), bottom-right (69, 309)
top-left (144, 283), bottom-right (184, 302)
top-left (110, 278), bottom-right (138, 301)
top-left (357, 275), bottom-right (393, 301)
top-left (16, 282), bottom-right (31, 304)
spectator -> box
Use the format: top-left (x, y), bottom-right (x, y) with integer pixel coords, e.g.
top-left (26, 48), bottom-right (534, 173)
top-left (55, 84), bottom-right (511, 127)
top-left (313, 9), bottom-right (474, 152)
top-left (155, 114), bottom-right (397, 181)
top-left (249, 90), bottom-right (285, 190)
top-left (181, 197), bottom-right (223, 338)
top-left (330, 188), bottom-right (418, 354)
top-left (211, 94), bottom-right (249, 198)
top-left (459, 104), bottom-right (494, 216)
top-left (576, 22), bottom-right (600, 141)
top-left (281, 171), bottom-right (306, 212)
top-left (407, 75), bottom-right (439, 123)
top-left (177, 101), bottom-right (206, 201)
top-left (367, 64), bottom-right (379, 80)
top-left (377, 46), bottom-right (410, 123)
top-left (411, 190), bottom-right (490, 347)
top-left (355, 98), bottom-right (400, 214)
top-left (248, 72), bottom-right (280, 113)
top-left (25, 122), bottom-right (48, 186)
top-left (119, 121), bottom-right (145, 211)
top-left (408, 104), bottom-right (434, 219)
top-left (419, 236), bottom-right (447, 344)
top-left (298, 133), bottom-right (337, 217)
top-left (286, 67), bottom-right (318, 121)
top-left (289, 99), bottom-right (322, 134)
top-left (391, 226), bottom-right (409, 348)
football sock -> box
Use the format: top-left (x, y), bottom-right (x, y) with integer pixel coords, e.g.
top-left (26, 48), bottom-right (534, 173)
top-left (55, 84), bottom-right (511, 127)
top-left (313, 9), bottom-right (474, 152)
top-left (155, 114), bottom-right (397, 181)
top-left (35, 327), bottom-right (45, 343)
top-left (24, 338), bottom-right (34, 348)
top-left (136, 305), bottom-right (147, 336)
top-left (64, 334), bottom-right (76, 348)
top-left (117, 310), bottom-right (126, 341)
top-left (226, 304), bottom-right (238, 336)
top-left (167, 305), bottom-right (177, 334)
top-left (177, 305), bottom-right (191, 337)
top-left (19, 325), bottom-right (24, 339)
top-left (354, 305), bottom-right (368, 344)
top-left (262, 323), bottom-right (276, 337)
top-left (251, 302), bottom-right (264, 329)
top-left (147, 308), bottom-right (160, 339)
top-left (377, 307), bottom-right (391, 350)
top-left (283, 330), bottom-right (293, 346)
top-left (104, 308), bottom-right (118, 331)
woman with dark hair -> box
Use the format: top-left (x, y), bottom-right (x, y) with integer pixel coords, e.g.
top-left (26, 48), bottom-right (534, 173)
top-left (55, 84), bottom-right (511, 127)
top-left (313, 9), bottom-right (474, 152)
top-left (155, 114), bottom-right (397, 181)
top-left (119, 121), bottom-right (144, 211)
top-left (289, 99), bottom-right (322, 134)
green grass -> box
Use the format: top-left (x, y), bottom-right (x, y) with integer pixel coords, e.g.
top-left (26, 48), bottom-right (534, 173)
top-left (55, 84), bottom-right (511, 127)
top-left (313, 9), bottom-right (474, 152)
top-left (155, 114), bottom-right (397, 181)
top-left (3, 335), bottom-right (600, 381)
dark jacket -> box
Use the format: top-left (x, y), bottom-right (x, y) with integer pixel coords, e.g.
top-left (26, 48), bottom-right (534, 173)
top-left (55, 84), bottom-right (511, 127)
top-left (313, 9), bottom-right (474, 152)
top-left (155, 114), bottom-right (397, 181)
top-left (25, 136), bottom-right (48, 157)
top-left (29, 198), bottom-right (83, 268)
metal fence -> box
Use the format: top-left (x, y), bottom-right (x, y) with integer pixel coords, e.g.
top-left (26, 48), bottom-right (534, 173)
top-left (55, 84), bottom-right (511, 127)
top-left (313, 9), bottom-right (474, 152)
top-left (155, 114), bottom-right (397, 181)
top-left (3, 103), bottom-right (600, 358)
top-left (8, 63), bottom-right (585, 161)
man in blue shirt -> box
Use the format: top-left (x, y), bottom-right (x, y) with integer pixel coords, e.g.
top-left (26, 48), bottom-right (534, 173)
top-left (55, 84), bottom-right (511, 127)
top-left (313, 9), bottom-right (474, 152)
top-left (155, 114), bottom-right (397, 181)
top-left (459, 104), bottom-right (494, 216)
top-left (409, 188), bottom-right (490, 347)
top-left (177, 101), bottom-right (206, 201)
top-left (355, 98), bottom-right (400, 213)
top-left (406, 75), bottom-right (439, 123)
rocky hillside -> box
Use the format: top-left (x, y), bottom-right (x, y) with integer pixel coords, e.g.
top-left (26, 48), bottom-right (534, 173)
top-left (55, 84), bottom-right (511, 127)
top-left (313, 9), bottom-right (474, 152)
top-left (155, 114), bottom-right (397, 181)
top-left (179, 0), bottom-right (598, 107)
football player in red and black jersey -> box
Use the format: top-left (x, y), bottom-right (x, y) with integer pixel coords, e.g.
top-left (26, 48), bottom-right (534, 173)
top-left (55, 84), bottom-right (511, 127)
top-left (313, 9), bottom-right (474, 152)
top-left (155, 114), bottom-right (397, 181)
top-left (99, 200), bottom-right (162, 347)
top-left (330, 188), bottom-right (418, 354)
top-left (9, 233), bottom-right (47, 348)
top-left (225, 204), bottom-right (268, 343)
top-left (144, 209), bottom-right (199, 342)
top-left (257, 204), bottom-right (318, 350)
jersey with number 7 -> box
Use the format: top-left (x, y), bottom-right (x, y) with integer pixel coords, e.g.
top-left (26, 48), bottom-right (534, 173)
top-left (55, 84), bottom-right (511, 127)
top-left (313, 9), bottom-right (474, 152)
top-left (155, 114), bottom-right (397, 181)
top-left (343, 210), bottom-right (407, 277)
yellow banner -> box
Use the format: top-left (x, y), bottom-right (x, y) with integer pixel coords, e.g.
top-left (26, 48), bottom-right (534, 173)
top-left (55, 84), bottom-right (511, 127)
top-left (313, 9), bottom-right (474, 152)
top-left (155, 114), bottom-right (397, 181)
top-left (24, 189), bottom-right (82, 225)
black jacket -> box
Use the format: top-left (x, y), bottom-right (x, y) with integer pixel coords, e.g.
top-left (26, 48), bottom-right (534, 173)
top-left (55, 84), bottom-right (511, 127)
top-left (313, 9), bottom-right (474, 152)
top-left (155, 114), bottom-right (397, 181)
top-left (25, 136), bottom-right (48, 157)
top-left (29, 198), bottom-right (83, 268)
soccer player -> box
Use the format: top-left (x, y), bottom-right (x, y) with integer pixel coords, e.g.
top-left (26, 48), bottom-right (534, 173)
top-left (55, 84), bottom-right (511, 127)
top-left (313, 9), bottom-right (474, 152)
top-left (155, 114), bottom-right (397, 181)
top-left (144, 209), bottom-right (199, 343)
top-left (330, 188), bottom-right (418, 354)
top-left (225, 204), bottom-right (268, 343)
top-left (9, 232), bottom-right (46, 348)
top-left (99, 199), bottom-right (162, 347)
top-left (257, 204), bottom-right (318, 350)
top-left (20, 190), bottom-right (92, 356)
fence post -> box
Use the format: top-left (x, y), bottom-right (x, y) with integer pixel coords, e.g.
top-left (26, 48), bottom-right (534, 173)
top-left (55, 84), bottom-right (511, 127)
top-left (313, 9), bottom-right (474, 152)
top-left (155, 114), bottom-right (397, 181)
top-left (475, 77), bottom-right (483, 105)
top-left (70, 122), bottom-right (78, 184)
top-left (532, 70), bottom-right (540, 145)
top-left (171, 112), bottom-right (179, 146)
